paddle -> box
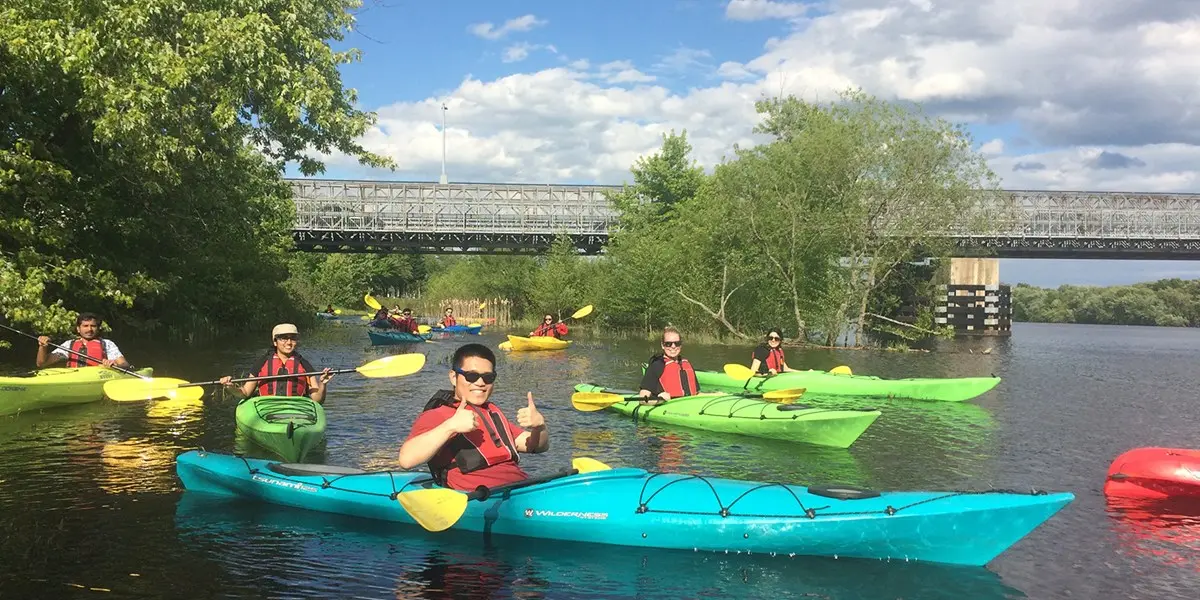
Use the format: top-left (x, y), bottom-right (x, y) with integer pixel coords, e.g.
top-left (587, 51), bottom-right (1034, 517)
top-left (570, 387), bottom-right (807, 412)
top-left (569, 305), bottom-right (593, 320)
top-left (102, 353), bottom-right (427, 402)
top-left (364, 294), bottom-right (382, 311)
top-left (723, 363), bottom-right (767, 391)
top-left (396, 457), bottom-right (612, 532)
top-left (0, 322), bottom-right (158, 382)
top-left (830, 365), bottom-right (853, 375)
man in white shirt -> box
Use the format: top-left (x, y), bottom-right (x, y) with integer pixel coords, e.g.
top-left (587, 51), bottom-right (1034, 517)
top-left (35, 312), bottom-right (130, 369)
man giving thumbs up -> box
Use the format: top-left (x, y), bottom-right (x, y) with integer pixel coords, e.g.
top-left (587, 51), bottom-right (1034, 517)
top-left (399, 343), bottom-right (550, 491)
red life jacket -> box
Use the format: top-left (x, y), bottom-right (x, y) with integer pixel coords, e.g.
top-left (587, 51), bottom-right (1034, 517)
top-left (422, 391), bottom-right (520, 487)
top-left (532, 322), bottom-right (564, 338)
top-left (756, 346), bottom-right (786, 373)
top-left (442, 315), bottom-right (457, 327)
top-left (65, 338), bottom-right (107, 368)
top-left (658, 356), bottom-right (698, 398)
top-left (255, 352), bottom-right (310, 397)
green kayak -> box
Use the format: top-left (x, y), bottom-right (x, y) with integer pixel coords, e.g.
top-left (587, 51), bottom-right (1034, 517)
top-left (0, 366), bottom-right (154, 417)
top-left (692, 368), bottom-right (1000, 402)
top-left (573, 384), bottom-right (880, 448)
top-left (234, 395), bottom-right (326, 463)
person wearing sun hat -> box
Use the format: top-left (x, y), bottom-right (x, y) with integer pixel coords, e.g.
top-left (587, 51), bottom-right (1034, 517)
top-left (217, 323), bottom-right (334, 403)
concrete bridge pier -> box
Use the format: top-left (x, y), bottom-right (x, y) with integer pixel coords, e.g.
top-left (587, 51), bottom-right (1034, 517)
top-left (935, 258), bottom-right (1012, 336)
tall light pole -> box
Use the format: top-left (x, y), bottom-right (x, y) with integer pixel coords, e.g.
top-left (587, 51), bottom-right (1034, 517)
top-left (439, 102), bottom-right (448, 185)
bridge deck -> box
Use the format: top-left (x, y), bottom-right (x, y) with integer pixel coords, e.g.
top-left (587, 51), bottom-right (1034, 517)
top-left (290, 179), bottom-right (1200, 258)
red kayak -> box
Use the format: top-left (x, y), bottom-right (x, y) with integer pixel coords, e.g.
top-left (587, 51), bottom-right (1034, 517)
top-left (1105, 447), bottom-right (1200, 500)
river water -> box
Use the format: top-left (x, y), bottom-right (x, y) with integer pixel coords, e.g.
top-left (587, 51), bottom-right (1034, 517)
top-left (0, 322), bottom-right (1196, 599)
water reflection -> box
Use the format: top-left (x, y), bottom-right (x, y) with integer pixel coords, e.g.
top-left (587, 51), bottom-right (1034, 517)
top-left (174, 494), bottom-right (1028, 600)
top-left (1106, 496), bottom-right (1200, 571)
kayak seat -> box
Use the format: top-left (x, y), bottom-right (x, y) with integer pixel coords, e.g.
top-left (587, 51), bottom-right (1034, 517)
top-left (268, 463), bottom-right (367, 477)
top-left (808, 486), bottom-right (881, 500)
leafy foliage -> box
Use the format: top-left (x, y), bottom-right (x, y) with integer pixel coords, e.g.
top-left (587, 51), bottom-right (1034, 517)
top-left (1013, 280), bottom-right (1200, 327)
top-left (0, 0), bottom-right (390, 342)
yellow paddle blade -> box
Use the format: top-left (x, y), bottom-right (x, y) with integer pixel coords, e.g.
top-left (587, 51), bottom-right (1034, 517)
top-left (468, 323), bottom-right (481, 328)
top-left (360, 315), bottom-right (369, 321)
top-left (396, 487), bottom-right (469, 532)
top-left (479, 302), bottom-right (487, 310)
top-left (571, 304), bottom-right (594, 320)
top-left (761, 387), bottom-right (806, 400)
top-left (570, 391), bottom-right (630, 412)
top-left (723, 363), bottom-right (756, 380)
top-left (334, 309), bottom-right (342, 315)
top-left (498, 341), bottom-right (512, 351)
top-left (417, 325), bottom-right (431, 333)
top-left (103, 378), bottom-right (200, 402)
top-left (572, 457), bottom-right (612, 473)
top-left (354, 353), bottom-right (426, 378)
top-left (364, 294), bottom-right (382, 310)
top-left (829, 365), bottom-right (853, 375)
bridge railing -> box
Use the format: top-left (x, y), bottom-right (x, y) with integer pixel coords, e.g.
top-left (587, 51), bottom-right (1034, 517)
top-left (290, 180), bottom-right (1200, 249)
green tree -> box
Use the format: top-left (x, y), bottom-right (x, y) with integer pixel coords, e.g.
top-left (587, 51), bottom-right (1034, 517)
top-left (1, 0), bottom-right (391, 339)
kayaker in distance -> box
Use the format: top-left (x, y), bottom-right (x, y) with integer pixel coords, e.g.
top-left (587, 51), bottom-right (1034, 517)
top-left (324, 304), bottom-right (336, 315)
top-left (638, 326), bottom-right (699, 404)
top-left (370, 306), bottom-right (390, 328)
top-left (529, 313), bottom-right (568, 338)
top-left (35, 312), bottom-right (131, 370)
top-left (748, 328), bottom-right (797, 376)
top-left (438, 307), bottom-right (457, 328)
top-left (217, 323), bottom-right (334, 403)
top-left (391, 307), bottom-right (420, 334)
top-left (398, 343), bottom-right (549, 491)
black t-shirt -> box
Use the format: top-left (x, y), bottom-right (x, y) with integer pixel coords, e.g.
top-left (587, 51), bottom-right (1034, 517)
top-left (752, 344), bottom-right (784, 374)
top-left (640, 356), bottom-right (667, 395)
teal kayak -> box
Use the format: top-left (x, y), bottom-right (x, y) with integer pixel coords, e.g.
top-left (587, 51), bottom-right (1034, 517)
top-left (367, 328), bottom-right (432, 345)
top-left (573, 383), bottom-right (879, 448)
top-left (234, 395), bottom-right (326, 462)
top-left (176, 449), bottom-right (1074, 567)
top-left (691, 368), bottom-right (1000, 402)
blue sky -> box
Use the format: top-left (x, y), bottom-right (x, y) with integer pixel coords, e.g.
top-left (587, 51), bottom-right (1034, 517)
top-left (294, 0), bottom-right (1200, 287)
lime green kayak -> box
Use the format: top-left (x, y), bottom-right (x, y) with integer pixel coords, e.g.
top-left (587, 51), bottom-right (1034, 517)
top-left (0, 366), bottom-right (154, 417)
top-left (573, 384), bottom-right (880, 448)
top-left (234, 395), bottom-right (326, 462)
top-left (692, 368), bottom-right (1000, 402)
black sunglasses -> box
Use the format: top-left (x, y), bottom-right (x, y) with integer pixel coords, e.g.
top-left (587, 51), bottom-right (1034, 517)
top-left (662, 340), bottom-right (682, 347)
top-left (275, 334), bottom-right (298, 341)
top-left (455, 368), bottom-right (497, 384)
top-left (767, 335), bottom-right (781, 341)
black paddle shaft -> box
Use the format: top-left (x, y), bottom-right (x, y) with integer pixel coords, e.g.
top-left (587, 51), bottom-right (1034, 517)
top-left (467, 467), bottom-right (580, 501)
top-left (0, 322), bottom-right (145, 379)
top-left (190, 367), bottom-right (359, 388)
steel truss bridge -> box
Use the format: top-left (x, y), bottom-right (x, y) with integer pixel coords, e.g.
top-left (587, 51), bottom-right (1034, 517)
top-left (290, 179), bottom-right (1200, 259)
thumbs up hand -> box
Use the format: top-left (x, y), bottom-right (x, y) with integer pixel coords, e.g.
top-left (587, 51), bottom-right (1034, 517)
top-left (445, 398), bottom-right (479, 434)
top-left (517, 392), bottom-right (545, 428)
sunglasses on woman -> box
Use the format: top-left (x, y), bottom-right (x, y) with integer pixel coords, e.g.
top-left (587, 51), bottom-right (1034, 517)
top-left (455, 368), bottom-right (497, 384)
top-left (767, 335), bottom-right (781, 341)
top-left (662, 340), bottom-right (682, 347)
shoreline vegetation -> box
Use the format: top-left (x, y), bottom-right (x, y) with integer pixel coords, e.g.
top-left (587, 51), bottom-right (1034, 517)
top-left (1012, 279), bottom-right (1200, 328)
top-left (3, 0), bottom-right (1002, 350)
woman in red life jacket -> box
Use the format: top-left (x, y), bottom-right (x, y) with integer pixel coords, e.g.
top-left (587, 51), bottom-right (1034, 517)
top-left (438, 307), bottom-right (457, 328)
top-left (529, 314), bottom-right (568, 338)
top-left (748, 328), bottom-right (797, 376)
top-left (398, 343), bottom-right (549, 491)
top-left (637, 326), bottom-right (699, 403)
top-left (36, 312), bottom-right (132, 370)
top-left (217, 323), bottom-right (334, 403)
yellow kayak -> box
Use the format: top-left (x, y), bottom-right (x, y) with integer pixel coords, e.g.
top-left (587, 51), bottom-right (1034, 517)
top-left (499, 335), bottom-right (571, 352)
top-left (0, 366), bottom-right (154, 417)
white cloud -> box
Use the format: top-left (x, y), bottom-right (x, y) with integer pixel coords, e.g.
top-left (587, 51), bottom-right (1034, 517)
top-left (654, 47), bottom-right (713, 73)
top-left (468, 14), bottom-right (547, 40)
top-left (979, 138), bottom-right (1004, 156)
top-left (725, 0), bottom-right (811, 21)
top-left (502, 42), bottom-right (558, 63)
top-left (315, 0), bottom-right (1200, 194)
